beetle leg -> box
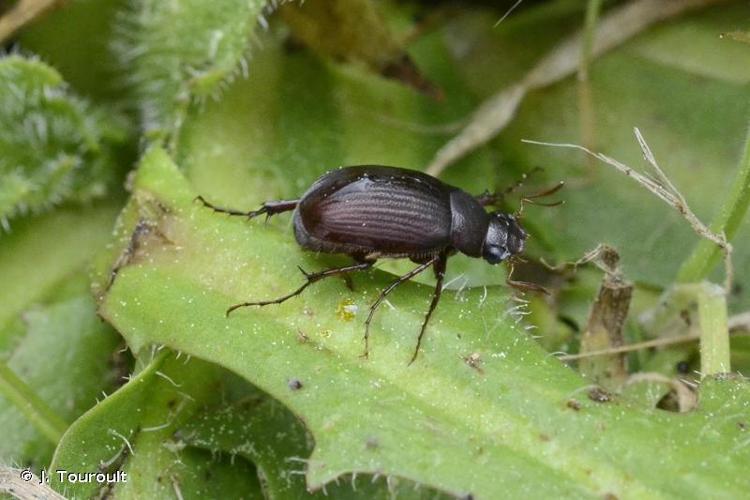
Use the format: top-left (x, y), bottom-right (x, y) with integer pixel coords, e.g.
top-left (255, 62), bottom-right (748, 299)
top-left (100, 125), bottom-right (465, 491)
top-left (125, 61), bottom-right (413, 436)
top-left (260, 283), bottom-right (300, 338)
top-left (195, 196), bottom-right (299, 220)
top-left (409, 252), bottom-right (448, 365)
top-left (226, 261), bottom-right (373, 315)
top-left (363, 256), bottom-right (438, 359)
top-left (475, 190), bottom-right (503, 207)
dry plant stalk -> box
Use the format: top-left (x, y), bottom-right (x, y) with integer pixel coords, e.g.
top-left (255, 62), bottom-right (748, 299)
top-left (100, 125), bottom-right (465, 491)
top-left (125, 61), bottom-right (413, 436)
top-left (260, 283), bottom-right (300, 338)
top-left (580, 261), bottom-right (632, 387)
top-left (550, 245), bottom-right (633, 386)
top-left (524, 127), bottom-right (733, 292)
top-left (425, 0), bottom-right (732, 177)
top-left (0, 0), bottom-right (63, 42)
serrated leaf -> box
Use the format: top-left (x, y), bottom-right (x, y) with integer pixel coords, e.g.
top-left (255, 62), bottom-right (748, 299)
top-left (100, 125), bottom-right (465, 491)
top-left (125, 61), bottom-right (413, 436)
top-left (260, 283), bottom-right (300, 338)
top-left (0, 55), bottom-right (127, 227)
top-left (98, 147), bottom-right (750, 498)
top-left (181, 383), bottom-right (451, 499)
top-left (49, 351), bottom-right (267, 499)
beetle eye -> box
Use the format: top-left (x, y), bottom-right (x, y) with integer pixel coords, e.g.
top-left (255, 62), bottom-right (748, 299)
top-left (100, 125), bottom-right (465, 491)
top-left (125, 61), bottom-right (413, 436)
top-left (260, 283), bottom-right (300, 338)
top-left (484, 245), bottom-right (509, 265)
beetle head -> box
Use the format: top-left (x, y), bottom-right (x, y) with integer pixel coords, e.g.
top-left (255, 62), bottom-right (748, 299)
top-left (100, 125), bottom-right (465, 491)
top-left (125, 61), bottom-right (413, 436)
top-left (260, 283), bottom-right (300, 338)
top-left (482, 212), bottom-right (527, 265)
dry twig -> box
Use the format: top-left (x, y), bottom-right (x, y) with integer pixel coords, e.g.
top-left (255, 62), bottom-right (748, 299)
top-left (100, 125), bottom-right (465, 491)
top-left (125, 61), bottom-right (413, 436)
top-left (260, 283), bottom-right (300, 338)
top-left (0, 0), bottom-right (63, 42)
top-left (557, 312), bottom-right (750, 361)
top-left (523, 127), bottom-right (733, 292)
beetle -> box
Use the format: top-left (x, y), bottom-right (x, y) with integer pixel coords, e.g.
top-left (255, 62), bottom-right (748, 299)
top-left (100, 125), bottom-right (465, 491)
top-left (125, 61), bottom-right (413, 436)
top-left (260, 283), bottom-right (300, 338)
top-left (197, 165), bottom-right (562, 363)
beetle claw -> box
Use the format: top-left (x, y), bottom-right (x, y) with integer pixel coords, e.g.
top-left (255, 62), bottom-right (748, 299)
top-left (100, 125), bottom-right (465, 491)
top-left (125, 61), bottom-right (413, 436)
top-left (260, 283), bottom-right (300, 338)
top-left (297, 265), bottom-right (312, 279)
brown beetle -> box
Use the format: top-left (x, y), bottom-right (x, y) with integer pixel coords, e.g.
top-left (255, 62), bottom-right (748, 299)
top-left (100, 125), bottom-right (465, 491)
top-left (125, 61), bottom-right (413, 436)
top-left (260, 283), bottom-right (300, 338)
top-left (198, 165), bottom-right (561, 362)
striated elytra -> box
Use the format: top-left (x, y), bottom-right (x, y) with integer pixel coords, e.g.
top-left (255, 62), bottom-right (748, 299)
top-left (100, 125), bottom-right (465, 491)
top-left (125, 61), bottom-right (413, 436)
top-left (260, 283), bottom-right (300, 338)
top-left (198, 165), bottom-right (561, 363)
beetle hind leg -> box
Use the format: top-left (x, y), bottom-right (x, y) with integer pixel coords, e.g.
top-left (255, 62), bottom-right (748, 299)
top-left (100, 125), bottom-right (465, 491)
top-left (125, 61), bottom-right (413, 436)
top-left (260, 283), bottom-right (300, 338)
top-left (363, 255), bottom-right (439, 360)
top-left (226, 261), bottom-right (373, 315)
top-left (196, 196), bottom-right (299, 220)
top-left (409, 253), bottom-right (447, 365)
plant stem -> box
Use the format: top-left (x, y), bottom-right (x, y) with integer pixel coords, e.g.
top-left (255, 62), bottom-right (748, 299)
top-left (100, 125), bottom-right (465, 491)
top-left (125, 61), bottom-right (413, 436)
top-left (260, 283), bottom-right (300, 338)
top-left (0, 360), bottom-right (68, 444)
top-left (577, 0), bottom-right (603, 162)
top-left (580, 0), bottom-right (604, 77)
top-left (696, 283), bottom-right (731, 375)
top-left (677, 125), bottom-right (750, 283)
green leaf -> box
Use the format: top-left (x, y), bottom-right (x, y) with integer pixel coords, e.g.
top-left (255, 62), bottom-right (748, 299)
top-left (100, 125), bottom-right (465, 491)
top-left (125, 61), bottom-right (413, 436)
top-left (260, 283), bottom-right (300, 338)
top-left (0, 55), bottom-right (127, 227)
top-left (0, 203), bottom-right (119, 334)
top-left (114, 0), bottom-right (271, 143)
top-left (50, 351), bottom-right (265, 499)
top-left (181, 381), bottom-right (450, 499)
top-left (99, 147), bottom-right (750, 498)
top-left (0, 292), bottom-right (122, 469)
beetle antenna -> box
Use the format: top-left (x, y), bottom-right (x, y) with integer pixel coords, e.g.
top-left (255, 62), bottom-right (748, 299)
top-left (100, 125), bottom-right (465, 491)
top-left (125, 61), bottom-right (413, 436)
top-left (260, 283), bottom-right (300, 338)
top-left (476, 167), bottom-right (548, 207)
top-left (516, 181), bottom-right (565, 217)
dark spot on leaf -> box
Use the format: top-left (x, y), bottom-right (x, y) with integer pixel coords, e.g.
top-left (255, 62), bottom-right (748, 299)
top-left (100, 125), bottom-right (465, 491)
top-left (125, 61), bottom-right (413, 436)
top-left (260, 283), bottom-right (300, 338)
top-left (588, 387), bottom-right (612, 403)
top-left (296, 328), bottom-right (309, 343)
top-left (738, 421), bottom-right (747, 431)
top-left (676, 361), bottom-right (690, 374)
top-left (167, 399), bottom-right (177, 409)
top-left (365, 436), bottom-right (379, 450)
top-left (567, 399), bottom-right (581, 411)
top-left (463, 352), bottom-right (484, 374)
top-left (288, 379), bottom-right (303, 390)
top-left (603, 493), bottom-right (619, 500)
top-left (539, 433), bottom-right (551, 442)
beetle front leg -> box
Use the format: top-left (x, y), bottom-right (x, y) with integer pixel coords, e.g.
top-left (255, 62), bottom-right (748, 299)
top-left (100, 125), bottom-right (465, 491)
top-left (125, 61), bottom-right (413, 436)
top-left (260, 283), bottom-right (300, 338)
top-left (409, 252), bottom-right (448, 365)
top-left (475, 190), bottom-right (503, 207)
top-left (196, 196), bottom-right (299, 220)
top-left (226, 261), bottom-right (373, 315)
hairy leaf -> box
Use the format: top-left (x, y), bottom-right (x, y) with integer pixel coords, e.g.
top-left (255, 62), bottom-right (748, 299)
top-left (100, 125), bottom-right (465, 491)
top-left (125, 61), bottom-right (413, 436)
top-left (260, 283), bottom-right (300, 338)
top-left (0, 56), bottom-right (126, 227)
top-left (49, 352), bottom-right (266, 499)
top-left (99, 147), bottom-right (750, 498)
top-left (114, 0), bottom-right (271, 142)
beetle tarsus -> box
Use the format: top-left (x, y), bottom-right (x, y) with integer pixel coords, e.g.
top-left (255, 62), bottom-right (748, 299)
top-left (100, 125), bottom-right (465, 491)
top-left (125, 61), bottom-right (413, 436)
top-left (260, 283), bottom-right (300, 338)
top-left (227, 261), bottom-right (374, 315)
top-left (297, 265), bottom-right (312, 279)
top-left (196, 195), bottom-right (299, 220)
